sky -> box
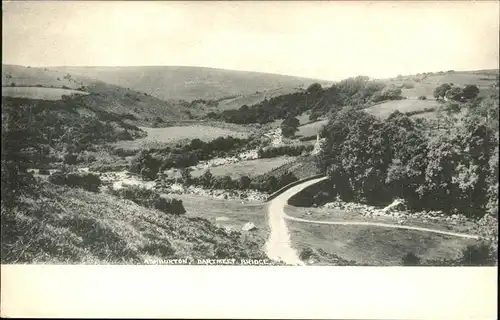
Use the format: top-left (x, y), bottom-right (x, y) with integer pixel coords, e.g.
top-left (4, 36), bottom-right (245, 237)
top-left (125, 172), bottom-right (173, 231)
top-left (2, 1), bottom-right (499, 81)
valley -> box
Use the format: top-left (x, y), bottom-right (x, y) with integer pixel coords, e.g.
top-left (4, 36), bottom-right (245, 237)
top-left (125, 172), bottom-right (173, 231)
top-left (2, 65), bottom-right (498, 266)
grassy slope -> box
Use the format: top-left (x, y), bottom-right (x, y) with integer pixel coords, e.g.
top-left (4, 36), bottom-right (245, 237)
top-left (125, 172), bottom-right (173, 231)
top-left (1, 183), bottom-right (267, 264)
top-left (285, 203), bottom-right (478, 265)
top-left (113, 123), bottom-right (256, 150)
top-left (364, 69), bottom-right (499, 120)
top-left (2, 64), bottom-right (189, 122)
top-left (49, 65), bottom-right (332, 101)
top-left (172, 193), bottom-right (268, 241)
top-left (287, 221), bottom-right (477, 266)
top-left (190, 156), bottom-right (296, 179)
top-left (254, 155), bottom-right (323, 182)
top-left (1, 87), bottom-right (89, 100)
top-left (296, 119), bottom-right (329, 138)
top-left (364, 99), bottom-right (441, 120)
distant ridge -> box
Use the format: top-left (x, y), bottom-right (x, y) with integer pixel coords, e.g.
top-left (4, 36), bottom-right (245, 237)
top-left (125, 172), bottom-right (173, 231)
top-left (48, 65), bottom-right (333, 101)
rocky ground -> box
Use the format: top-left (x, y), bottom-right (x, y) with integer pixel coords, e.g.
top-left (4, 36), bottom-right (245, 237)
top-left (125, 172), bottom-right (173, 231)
top-left (322, 198), bottom-right (498, 241)
top-left (159, 183), bottom-right (268, 202)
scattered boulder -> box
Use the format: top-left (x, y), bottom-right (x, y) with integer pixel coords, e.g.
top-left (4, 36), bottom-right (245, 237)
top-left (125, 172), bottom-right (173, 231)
top-left (242, 222), bottom-right (257, 231)
top-left (382, 198), bottom-right (407, 214)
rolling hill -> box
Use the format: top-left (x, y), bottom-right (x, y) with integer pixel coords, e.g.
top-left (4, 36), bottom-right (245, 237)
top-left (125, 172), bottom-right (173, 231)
top-left (48, 65), bottom-right (332, 101)
top-left (2, 64), bottom-right (189, 122)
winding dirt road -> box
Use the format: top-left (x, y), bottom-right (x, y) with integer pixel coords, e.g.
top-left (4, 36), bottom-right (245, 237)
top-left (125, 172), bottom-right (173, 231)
top-left (264, 176), bottom-right (481, 265)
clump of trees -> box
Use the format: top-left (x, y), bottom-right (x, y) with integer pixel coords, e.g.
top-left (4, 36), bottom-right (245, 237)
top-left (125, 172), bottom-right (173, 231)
top-left (49, 171), bottom-right (102, 192)
top-left (434, 84), bottom-right (480, 102)
top-left (317, 91), bottom-right (498, 217)
top-left (281, 116), bottom-right (300, 138)
top-left (258, 144), bottom-right (314, 158)
top-left (129, 136), bottom-right (254, 180)
top-left (1, 96), bottom-right (144, 206)
top-left (212, 77), bottom-right (404, 124)
top-left (170, 169), bottom-right (299, 194)
top-left (110, 185), bottom-right (186, 215)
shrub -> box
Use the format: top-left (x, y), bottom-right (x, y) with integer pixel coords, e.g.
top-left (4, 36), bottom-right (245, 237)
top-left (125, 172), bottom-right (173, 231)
top-left (239, 176), bottom-right (251, 190)
top-left (258, 145), bottom-right (313, 158)
top-left (402, 252), bottom-right (421, 266)
top-left (299, 247), bottom-right (315, 260)
top-left (200, 170), bottom-right (214, 188)
top-left (461, 242), bottom-right (492, 266)
top-left (111, 185), bottom-right (186, 215)
top-left (113, 148), bottom-right (138, 158)
top-left (49, 172), bottom-right (101, 192)
top-left (63, 153), bottom-right (78, 165)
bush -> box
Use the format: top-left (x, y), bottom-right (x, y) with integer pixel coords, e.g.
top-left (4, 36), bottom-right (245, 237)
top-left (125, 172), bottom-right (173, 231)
top-left (258, 144), bottom-right (313, 158)
top-left (299, 247), bottom-right (315, 260)
top-left (461, 242), bottom-right (492, 266)
top-left (402, 252), bottom-right (421, 266)
top-left (239, 176), bottom-right (251, 189)
top-left (111, 185), bottom-right (186, 215)
top-left (49, 172), bottom-right (101, 192)
top-left (113, 148), bottom-right (138, 158)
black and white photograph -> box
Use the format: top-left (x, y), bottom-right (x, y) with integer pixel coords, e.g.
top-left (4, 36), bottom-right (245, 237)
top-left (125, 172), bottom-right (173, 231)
top-left (2, 1), bottom-right (498, 318)
top-left (1, 0), bottom-right (498, 268)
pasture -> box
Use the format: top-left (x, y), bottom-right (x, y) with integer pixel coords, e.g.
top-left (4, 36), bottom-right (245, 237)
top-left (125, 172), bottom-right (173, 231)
top-left (1, 86), bottom-right (88, 100)
top-left (113, 124), bottom-right (253, 150)
top-left (296, 119), bottom-right (329, 137)
top-left (364, 98), bottom-right (440, 120)
top-left (384, 70), bottom-right (498, 98)
top-left (172, 193), bottom-right (268, 243)
top-left (286, 205), bottom-right (478, 265)
top-left (189, 156), bottom-right (296, 179)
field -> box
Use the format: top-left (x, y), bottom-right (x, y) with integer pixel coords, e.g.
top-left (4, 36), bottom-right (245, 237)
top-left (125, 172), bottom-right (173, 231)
top-left (2, 64), bottom-right (190, 121)
top-left (383, 70), bottom-right (498, 99)
top-left (256, 155), bottom-right (322, 181)
top-left (113, 124), bottom-right (254, 150)
top-left (215, 87), bottom-right (305, 111)
top-left (1, 86), bottom-right (89, 100)
top-left (190, 156), bottom-right (296, 179)
top-left (285, 205), bottom-right (478, 265)
top-left (364, 98), bottom-right (441, 120)
top-left (296, 119), bottom-right (329, 137)
top-left (171, 193), bottom-right (268, 243)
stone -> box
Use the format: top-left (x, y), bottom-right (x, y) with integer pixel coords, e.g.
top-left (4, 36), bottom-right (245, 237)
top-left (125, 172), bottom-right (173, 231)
top-left (242, 222), bottom-right (257, 231)
top-left (382, 198), bottom-right (407, 213)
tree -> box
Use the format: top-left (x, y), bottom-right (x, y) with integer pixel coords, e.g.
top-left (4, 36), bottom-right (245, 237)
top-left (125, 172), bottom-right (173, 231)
top-left (433, 83), bottom-right (452, 99)
top-left (281, 116), bottom-right (300, 138)
top-left (200, 169), bottom-right (214, 188)
top-left (239, 175), bottom-right (251, 189)
top-left (219, 175), bottom-right (234, 190)
top-left (306, 83), bottom-right (323, 94)
top-left (402, 252), bottom-right (421, 266)
top-left (181, 168), bottom-right (191, 184)
top-left (462, 85), bottom-right (479, 100)
top-left (381, 85), bottom-right (402, 100)
top-left (264, 176), bottom-right (279, 193)
top-left (445, 86), bottom-right (464, 102)
top-left (279, 172), bottom-right (298, 188)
